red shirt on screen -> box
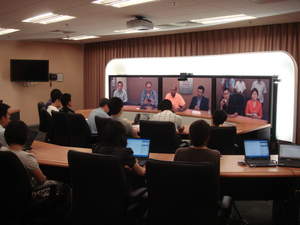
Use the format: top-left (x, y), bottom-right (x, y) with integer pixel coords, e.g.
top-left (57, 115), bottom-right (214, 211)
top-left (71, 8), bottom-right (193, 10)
top-left (244, 99), bottom-right (263, 119)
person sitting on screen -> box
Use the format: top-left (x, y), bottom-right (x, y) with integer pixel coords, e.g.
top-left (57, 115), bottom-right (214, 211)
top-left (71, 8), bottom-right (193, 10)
top-left (245, 88), bottom-right (263, 119)
top-left (212, 110), bottom-right (228, 127)
top-left (47, 90), bottom-right (62, 116)
top-left (0, 102), bottom-right (10, 148)
top-left (45, 89), bottom-right (62, 108)
top-left (87, 98), bottom-right (110, 135)
top-left (189, 85), bottom-right (209, 111)
top-left (59, 93), bottom-right (74, 114)
top-left (113, 81), bottom-right (128, 103)
top-left (174, 120), bottom-right (220, 172)
top-left (220, 88), bottom-right (231, 113)
top-left (109, 97), bottom-right (139, 138)
top-left (140, 81), bottom-right (158, 109)
top-left (251, 79), bottom-right (267, 104)
top-left (151, 99), bottom-right (185, 133)
top-left (165, 85), bottom-right (186, 112)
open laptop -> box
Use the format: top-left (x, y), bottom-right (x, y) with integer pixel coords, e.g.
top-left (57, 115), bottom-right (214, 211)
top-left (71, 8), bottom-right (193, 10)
top-left (23, 129), bottom-right (38, 151)
top-left (278, 144), bottom-right (300, 168)
top-left (127, 138), bottom-right (150, 166)
top-left (244, 140), bottom-right (277, 167)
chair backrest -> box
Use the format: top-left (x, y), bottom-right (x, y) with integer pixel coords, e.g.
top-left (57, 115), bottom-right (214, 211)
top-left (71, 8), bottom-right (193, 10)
top-left (0, 151), bottom-right (32, 223)
top-left (146, 159), bottom-right (219, 225)
top-left (67, 113), bottom-right (91, 148)
top-left (51, 111), bottom-right (70, 146)
top-left (208, 126), bottom-right (237, 155)
top-left (37, 102), bottom-right (47, 132)
top-left (94, 116), bottom-right (113, 135)
top-left (140, 120), bottom-right (179, 153)
top-left (68, 150), bottom-right (128, 225)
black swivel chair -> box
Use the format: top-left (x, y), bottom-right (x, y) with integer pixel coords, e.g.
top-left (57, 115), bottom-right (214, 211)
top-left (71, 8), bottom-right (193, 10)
top-left (67, 113), bottom-right (92, 148)
top-left (68, 150), bottom-right (146, 225)
top-left (208, 126), bottom-right (239, 155)
top-left (146, 159), bottom-right (232, 225)
top-left (140, 120), bottom-right (180, 153)
top-left (51, 111), bottom-right (70, 146)
top-left (94, 116), bottom-right (113, 135)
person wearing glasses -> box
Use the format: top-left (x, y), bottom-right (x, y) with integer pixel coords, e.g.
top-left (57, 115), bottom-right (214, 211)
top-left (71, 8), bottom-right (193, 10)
top-left (140, 81), bottom-right (158, 109)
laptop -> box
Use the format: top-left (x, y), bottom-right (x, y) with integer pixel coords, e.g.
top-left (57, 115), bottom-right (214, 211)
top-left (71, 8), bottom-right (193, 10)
top-left (278, 144), bottom-right (300, 168)
top-left (127, 138), bottom-right (150, 166)
top-left (23, 129), bottom-right (38, 151)
top-left (244, 140), bottom-right (277, 167)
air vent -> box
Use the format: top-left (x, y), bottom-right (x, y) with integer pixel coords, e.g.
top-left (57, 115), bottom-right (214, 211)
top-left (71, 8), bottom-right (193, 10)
top-left (50, 30), bottom-right (75, 35)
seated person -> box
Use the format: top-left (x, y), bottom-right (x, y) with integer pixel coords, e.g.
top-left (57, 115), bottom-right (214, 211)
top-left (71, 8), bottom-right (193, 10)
top-left (165, 85), bottom-right (186, 112)
top-left (140, 81), bottom-right (158, 109)
top-left (151, 99), bottom-right (184, 133)
top-left (212, 110), bottom-right (228, 127)
top-left (45, 89), bottom-right (62, 108)
top-left (109, 97), bottom-right (139, 138)
top-left (189, 85), bottom-right (209, 111)
top-left (113, 81), bottom-right (128, 103)
top-left (87, 98), bottom-right (110, 135)
top-left (93, 120), bottom-right (145, 178)
top-left (174, 120), bottom-right (220, 172)
top-left (0, 102), bottom-right (10, 148)
top-left (245, 88), bottom-right (263, 119)
top-left (227, 89), bottom-right (245, 116)
top-left (3, 120), bottom-right (47, 187)
top-left (47, 90), bottom-right (62, 116)
top-left (59, 93), bottom-right (74, 114)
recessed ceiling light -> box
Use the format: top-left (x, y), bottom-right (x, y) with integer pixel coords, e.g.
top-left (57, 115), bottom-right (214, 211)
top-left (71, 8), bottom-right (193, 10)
top-left (114, 27), bottom-right (160, 34)
top-left (191, 14), bottom-right (256, 25)
top-left (0, 28), bottom-right (19, 35)
top-left (22, 12), bottom-right (75, 24)
top-left (63, 35), bottom-right (99, 40)
top-left (92, 0), bottom-right (158, 8)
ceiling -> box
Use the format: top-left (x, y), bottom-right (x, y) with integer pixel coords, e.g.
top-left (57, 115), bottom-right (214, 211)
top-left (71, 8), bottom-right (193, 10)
top-left (1, 0), bottom-right (300, 43)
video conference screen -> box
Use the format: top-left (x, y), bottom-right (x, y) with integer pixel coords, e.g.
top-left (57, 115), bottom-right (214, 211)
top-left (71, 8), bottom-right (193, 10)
top-left (109, 75), bottom-right (273, 122)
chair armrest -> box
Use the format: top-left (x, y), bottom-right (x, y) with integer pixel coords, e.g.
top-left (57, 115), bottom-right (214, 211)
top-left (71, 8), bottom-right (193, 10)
top-left (129, 187), bottom-right (148, 200)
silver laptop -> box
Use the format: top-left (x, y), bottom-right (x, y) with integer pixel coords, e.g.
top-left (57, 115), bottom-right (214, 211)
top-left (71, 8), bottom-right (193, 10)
top-left (278, 144), bottom-right (300, 168)
top-left (127, 138), bottom-right (150, 165)
top-left (244, 140), bottom-right (277, 167)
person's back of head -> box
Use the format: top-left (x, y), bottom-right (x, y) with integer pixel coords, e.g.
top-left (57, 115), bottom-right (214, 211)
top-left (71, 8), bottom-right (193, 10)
top-left (108, 97), bottom-right (123, 116)
top-left (4, 120), bottom-right (28, 146)
top-left (0, 103), bottom-right (10, 127)
top-left (99, 98), bottom-right (110, 113)
top-left (158, 99), bottom-right (172, 112)
top-left (51, 89), bottom-right (62, 104)
top-left (61, 93), bottom-right (72, 107)
top-left (100, 120), bottom-right (127, 148)
top-left (212, 110), bottom-right (227, 127)
top-left (189, 120), bottom-right (211, 147)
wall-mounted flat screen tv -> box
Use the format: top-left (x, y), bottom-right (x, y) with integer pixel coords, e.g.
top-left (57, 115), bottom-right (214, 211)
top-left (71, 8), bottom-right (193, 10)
top-left (10, 59), bottom-right (49, 82)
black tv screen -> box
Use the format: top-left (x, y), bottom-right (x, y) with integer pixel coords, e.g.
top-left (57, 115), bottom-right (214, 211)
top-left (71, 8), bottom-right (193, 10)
top-left (10, 59), bottom-right (49, 82)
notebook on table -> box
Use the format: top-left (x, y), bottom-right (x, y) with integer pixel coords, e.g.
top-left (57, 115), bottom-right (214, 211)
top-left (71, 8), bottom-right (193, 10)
top-left (244, 139), bottom-right (277, 167)
top-left (278, 144), bottom-right (300, 168)
top-left (126, 138), bottom-right (150, 166)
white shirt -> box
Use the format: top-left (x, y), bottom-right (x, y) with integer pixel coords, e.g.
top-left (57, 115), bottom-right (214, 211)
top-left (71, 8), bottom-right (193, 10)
top-left (251, 80), bottom-right (267, 103)
top-left (47, 105), bottom-right (59, 116)
top-left (235, 80), bottom-right (246, 94)
top-left (151, 110), bottom-right (183, 130)
top-left (0, 124), bottom-right (7, 147)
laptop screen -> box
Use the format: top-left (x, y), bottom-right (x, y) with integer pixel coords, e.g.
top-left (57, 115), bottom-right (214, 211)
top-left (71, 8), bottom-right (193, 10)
top-left (279, 144), bottom-right (300, 159)
top-left (244, 140), bottom-right (269, 159)
top-left (127, 138), bottom-right (150, 158)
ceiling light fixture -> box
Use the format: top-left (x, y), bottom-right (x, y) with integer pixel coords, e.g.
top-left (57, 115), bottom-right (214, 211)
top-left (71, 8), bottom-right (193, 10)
top-left (63, 35), bottom-right (99, 40)
top-left (92, 0), bottom-right (158, 8)
top-left (191, 14), bottom-right (256, 25)
top-left (22, 12), bottom-right (75, 24)
top-left (114, 27), bottom-right (160, 33)
top-left (0, 28), bottom-right (19, 35)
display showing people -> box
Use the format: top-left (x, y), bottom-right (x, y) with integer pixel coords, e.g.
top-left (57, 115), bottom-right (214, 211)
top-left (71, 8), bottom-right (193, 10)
top-left (165, 85), bottom-right (186, 112)
top-left (189, 85), bottom-right (209, 111)
top-left (113, 81), bottom-right (128, 103)
top-left (140, 81), bottom-right (158, 109)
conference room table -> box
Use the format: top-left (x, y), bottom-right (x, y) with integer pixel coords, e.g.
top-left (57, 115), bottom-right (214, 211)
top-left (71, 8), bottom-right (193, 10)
top-left (31, 140), bottom-right (299, 225)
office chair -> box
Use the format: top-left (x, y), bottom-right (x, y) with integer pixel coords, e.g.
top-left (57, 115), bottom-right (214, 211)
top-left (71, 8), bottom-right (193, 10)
top-left (68, 150), bottom-right (147, 225)
top-left (140, 120), bottom-right (180, 153)
top-left (208, 126), bottom-right (239, 155)
top-left (51, 111), bottom-right (70, 146)
top-left (38, 102), bottom-right (52, 131)
top-left (146, 159), bottom-right (232, 225)
top-left (67, 113), bottom-right (92, 148)
top-left (95, 116), bottom-right (113, 135)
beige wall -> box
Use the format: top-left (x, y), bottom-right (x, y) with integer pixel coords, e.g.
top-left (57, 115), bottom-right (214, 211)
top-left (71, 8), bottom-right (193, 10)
top-left (0, 41), bottom-right (84, 125)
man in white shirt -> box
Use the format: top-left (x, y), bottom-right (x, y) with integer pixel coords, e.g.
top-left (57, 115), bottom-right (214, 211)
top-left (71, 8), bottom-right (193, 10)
top-left (0, 103), bottom-right (10, 147)
top-left (113, 81), bottom-right (128, 103)
top-left (234, 80), bottom-right (246, 94)
top-left (151, 99), bottom-right (184, 133)
top-left (251, 80), bottom-right (267, 103)
top-left (47, 91), bottom-right (62, 116)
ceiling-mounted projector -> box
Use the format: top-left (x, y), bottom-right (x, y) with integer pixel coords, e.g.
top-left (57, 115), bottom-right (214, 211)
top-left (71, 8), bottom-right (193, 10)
top-left (126, 16), bottom-right (154, 30)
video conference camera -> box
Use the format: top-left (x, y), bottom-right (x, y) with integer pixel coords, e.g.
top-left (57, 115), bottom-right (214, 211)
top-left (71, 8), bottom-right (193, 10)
top-left (178, 73), bottom-right (193, 81)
